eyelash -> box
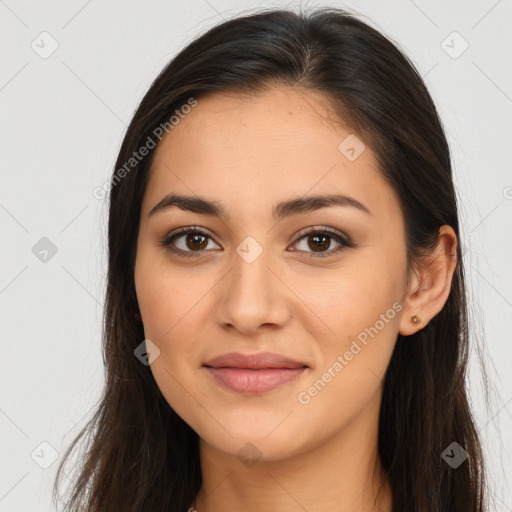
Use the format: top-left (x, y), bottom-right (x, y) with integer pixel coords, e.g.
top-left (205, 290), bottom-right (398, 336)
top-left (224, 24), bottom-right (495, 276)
top-left (160, 225), bottom-right (355, 259)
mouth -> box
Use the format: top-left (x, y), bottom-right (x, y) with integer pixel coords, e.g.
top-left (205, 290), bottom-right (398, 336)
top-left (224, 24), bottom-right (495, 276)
top-left (202, 351), bottom-right (309, 394)
top-left (204, 366), bottom-right (308, 394)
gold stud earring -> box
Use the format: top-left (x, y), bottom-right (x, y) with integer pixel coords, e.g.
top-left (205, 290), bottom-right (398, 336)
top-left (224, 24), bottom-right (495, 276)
top-left (411, 314), bottom-right (422, 325)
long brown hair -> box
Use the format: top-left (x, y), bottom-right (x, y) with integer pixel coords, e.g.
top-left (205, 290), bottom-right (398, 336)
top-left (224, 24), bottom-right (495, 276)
top-left (53, 7), bottom-right (490, 511)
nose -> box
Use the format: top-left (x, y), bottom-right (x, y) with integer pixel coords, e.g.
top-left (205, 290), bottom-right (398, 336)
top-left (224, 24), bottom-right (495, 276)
top-left (215, 245), bottom-right (292, 335)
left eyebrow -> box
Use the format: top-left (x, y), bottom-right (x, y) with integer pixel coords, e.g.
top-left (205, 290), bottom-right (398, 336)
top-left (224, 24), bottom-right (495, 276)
top-left (147, 193), bottom-right (371, 220)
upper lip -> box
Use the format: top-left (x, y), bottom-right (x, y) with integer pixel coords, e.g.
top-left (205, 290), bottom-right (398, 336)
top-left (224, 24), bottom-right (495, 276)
top-left (203, 351), bottom-right (308, 369)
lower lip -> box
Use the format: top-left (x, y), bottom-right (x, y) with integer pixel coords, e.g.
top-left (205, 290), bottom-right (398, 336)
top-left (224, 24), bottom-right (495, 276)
top-left (205, 367), bottom-right (307, 394)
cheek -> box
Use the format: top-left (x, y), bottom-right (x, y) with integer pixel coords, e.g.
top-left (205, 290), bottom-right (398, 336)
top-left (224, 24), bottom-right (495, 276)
top-left (134, 257), bottom-right (213, 393)
top-left (292, 261), bottom-right (401, 397)
top-left (296, 288), bottom-right (399, 428)
top-left (293, 260), bottom-right (400, 339)
top-left (135, 261), bottom-right (208, 421)
top-left (135, 250), bottom-right (207, 342)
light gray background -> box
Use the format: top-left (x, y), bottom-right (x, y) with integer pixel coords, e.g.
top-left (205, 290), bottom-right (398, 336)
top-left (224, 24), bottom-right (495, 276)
top-left (0, 0), bottom-right (511, 510)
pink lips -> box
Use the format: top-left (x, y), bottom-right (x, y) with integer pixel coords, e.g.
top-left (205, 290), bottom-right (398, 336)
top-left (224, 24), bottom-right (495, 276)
top-left (203, 351), bottom-right (308, 394)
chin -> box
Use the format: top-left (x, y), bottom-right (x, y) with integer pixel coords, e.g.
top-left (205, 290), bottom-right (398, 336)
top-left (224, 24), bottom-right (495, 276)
top-left (193, 411), bottom-right (314, 463)
top-left (202, 433), bottom-right (302, 463)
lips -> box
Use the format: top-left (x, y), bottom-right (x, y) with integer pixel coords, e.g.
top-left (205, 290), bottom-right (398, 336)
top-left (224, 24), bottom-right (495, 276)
top-left (203, 351), bottom-right (308, 370)
top-left (203, 351), bottom-right (308, 394)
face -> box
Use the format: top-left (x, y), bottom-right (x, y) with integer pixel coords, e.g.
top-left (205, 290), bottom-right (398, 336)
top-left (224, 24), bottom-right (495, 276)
top-left (134, 87), bottom-right (410, 461)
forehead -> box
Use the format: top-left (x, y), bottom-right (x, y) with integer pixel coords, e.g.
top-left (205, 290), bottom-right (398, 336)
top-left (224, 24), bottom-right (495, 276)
top-left (143, 87), bottom-right (399, 222)
top-left (152, 87), bottom-right (355, 163)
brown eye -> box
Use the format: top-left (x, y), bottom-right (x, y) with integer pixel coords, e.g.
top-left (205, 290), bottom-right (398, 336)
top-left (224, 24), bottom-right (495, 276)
top-left (184, 233), bottom-right (208, 251)
top-left (161, 226), bottom-right (220, 257)
top-left (290, 227), bottom-right (354, 257)
top-left (161, 225), bottom-right (354, 259)
top-left (306, 233), bottom-right (332, 252)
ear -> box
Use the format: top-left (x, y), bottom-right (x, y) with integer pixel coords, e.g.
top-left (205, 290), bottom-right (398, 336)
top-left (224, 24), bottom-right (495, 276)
top-left (399, 225), bottom-right (458, 336)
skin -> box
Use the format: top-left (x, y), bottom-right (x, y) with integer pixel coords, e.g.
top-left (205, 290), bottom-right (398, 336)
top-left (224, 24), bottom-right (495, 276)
top-left (134, 87), bottom-right (457, 512)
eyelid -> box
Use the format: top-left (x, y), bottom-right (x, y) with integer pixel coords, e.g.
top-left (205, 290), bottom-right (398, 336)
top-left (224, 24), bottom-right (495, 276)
top-left (164, 225), bottom-right (219, 244)
top-left (292, 225), bottom-right (350, 244)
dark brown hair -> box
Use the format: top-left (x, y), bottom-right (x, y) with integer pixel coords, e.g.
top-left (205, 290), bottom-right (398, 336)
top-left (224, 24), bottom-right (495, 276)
top-left (53, 6), bottom-right (490, 511)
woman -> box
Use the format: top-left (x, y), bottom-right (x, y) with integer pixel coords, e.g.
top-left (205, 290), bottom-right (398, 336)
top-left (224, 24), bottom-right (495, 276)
top-left (53, 7), bottom-right (489, 511)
